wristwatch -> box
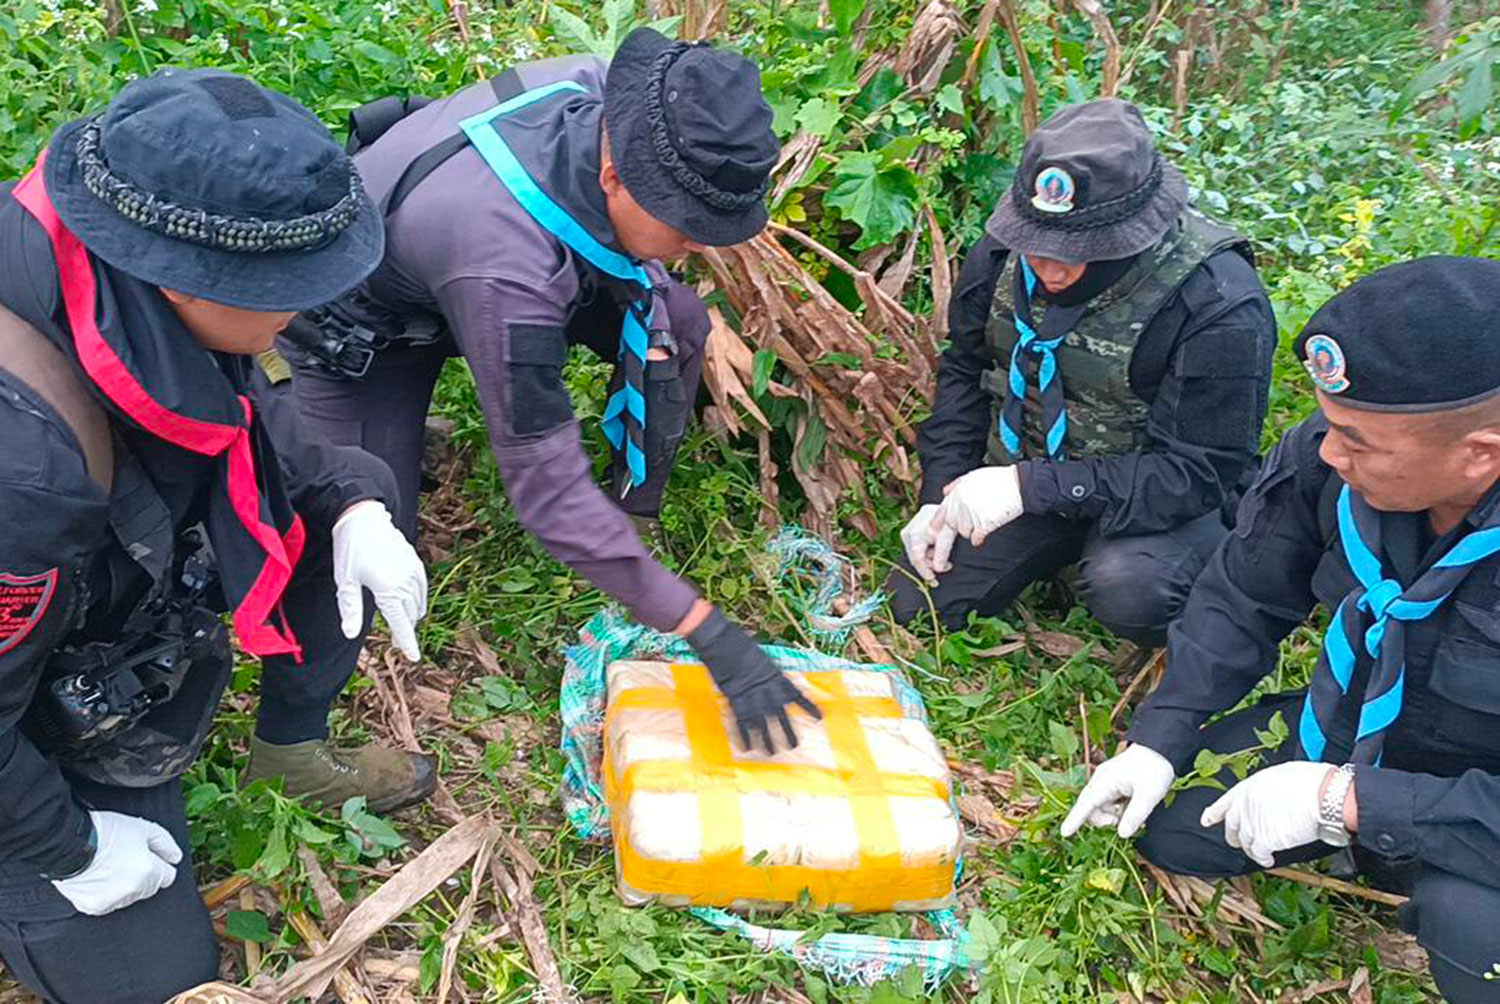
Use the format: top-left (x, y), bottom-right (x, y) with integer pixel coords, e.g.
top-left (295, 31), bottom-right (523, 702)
top-left (1317, 764), bottom-right (1356, 846)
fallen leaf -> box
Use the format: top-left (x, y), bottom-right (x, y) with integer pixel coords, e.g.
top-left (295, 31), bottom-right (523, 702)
top-left (1373, 930), bottom-right (1429, 973)
top-left (956, 792), bottom-right (1019, 844)
top-left (1029, 630), bottom-right (1089, 660)
top-left (1348, 966), bottom-right (1372, 1004)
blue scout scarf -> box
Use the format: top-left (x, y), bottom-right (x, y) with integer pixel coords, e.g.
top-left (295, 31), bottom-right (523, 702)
top-left (459, 81), bottom-right (652, 488)
top-left (1300, 484), bottom-right (1500, 763)
top-left (998, 257), bottom-right (1085, 460)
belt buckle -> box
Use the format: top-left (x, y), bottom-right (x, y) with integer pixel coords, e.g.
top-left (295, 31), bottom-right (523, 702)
top-left (336, 340), bottom-right (378, 379)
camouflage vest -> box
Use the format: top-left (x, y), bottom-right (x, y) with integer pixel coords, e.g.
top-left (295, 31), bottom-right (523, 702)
top-left (981, 210), bottom-right (1248, 464)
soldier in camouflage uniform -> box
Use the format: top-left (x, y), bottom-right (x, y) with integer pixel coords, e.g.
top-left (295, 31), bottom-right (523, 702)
top-left (892, 99), bottom-right (1276, 645)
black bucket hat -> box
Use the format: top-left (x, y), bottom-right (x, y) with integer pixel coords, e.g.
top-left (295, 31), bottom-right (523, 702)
top-left (604, 28), bottom-right (779, 247)
top-left (986, 98), bottom-right (1188, 263)
top-left (44, 67), bottom-right (384, 312)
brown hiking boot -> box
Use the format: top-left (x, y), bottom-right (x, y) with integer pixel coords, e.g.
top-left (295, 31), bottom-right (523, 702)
top-left (246, 737), bottom-right (437, 814)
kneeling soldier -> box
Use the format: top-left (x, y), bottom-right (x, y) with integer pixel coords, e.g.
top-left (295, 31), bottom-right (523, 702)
top-left (0, 70), bottom-right (429, 1001)
top-left (1067, 258), bottom-right (1500, 1003)
top-left (894, 99), bottom-right (1276, 645)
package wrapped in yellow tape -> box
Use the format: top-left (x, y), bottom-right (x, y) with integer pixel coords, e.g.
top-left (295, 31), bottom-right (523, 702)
top-left (603, 660), bottom-right (961, 913)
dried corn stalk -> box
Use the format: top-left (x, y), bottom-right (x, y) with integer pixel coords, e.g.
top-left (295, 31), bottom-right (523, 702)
top-left (699, 225), bottom-right (938, 539)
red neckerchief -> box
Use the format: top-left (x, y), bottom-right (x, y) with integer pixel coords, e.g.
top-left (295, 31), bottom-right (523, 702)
top-left (14, 155), bottom-right (306, 659)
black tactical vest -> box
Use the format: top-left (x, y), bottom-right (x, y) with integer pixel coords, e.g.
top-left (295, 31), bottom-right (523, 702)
top-left (981, 210), bottom-right (1248, 464)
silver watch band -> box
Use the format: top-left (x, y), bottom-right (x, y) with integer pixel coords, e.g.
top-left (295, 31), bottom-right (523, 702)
top-left (1317, 764), bottom-right (1355, 846)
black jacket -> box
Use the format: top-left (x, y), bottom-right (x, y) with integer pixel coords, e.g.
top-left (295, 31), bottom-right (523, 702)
top-left (918, 234), bottom-right (1276, 536)
top-left (1132, 415), bottom-right (1500, 881)
top-left (0, 192), bottom-right (390, 877)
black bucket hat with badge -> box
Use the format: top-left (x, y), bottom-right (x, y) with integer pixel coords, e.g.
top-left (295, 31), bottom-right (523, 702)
top-left (43, 67), bottom-right (384, 312)
top-left (987, 98), bottom-right (1188, 263)
top-left (605, 28), bottom-right (780, 247)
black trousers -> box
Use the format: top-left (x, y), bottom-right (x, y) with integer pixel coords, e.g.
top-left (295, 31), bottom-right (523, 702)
top-left (0, 778), bottom-right (218, 1003)
top-left (283, 279), bottom-right (709, 541)
top-left (254, 499), bottom-right (381, 745)
top-left (888, 509), bottom-right (1227, 645)
top-left (1139, 693), bottom-right (1500, 1003)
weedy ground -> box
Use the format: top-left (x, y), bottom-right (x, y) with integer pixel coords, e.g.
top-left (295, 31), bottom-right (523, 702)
top-left (1, 0), bottom-right (1498, 1001)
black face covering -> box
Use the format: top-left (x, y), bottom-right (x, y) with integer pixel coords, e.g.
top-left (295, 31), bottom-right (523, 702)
top-left (1035, 251), bottom-right (1141, 307)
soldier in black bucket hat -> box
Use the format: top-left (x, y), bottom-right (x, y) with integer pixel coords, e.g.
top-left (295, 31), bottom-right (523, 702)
top-left (0, 68), bottom-right (434, 1002)
top-left (277, 30), bottom-right (822, 757)
top-left (892, 98), bottom-right (1277, 647)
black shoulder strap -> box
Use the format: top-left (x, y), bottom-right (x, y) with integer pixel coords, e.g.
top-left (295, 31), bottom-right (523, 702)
top-left (383, 69), bottom-right (526, 216)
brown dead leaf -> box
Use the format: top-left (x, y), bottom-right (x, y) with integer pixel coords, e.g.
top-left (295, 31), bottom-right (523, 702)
top-left (1373, 931), bottom-right (1429, 973)
top-left (946, 759), bottom-right (1017, 797)
top-left (956, 793), bottom-right (1019, 845)
top-left (297, 846), bottom-right (349, 930)
top-left (1348, 966), bottom-right (1372, 1004)
top-left (458, 624), bottom-right (503, 677)
top-left (169, 984), bottom-right (266, 1004)
top-left (1029, 630), bottom-right (1090, 660)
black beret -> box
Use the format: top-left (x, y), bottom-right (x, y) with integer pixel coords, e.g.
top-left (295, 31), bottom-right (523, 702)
top-left (1295, 256), bottom-right (1500, 412)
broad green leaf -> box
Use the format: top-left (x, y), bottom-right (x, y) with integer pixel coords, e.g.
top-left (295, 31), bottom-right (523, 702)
top-left (226, 909), bottom-right (272, 943)
top-left (824, 151), bottom-right (919, 249)
top-left (751, 348), bottom-right (777, 397)
top-left (795, 96), bottom-right (842, 138)
top-left (829, 0), bottom-right (866, 34)
top-left (1086, 866), bottom-right (1127, 895)
top-left (1455, 52), bottom-right (1495, 135)
top-left (621, 939), bottom-right (660, 972)
top-left (603, 0), bottom-right (634, 51)
top-left (936, 82), bottom-right (965, 116)
top-left (1048, 719), bottom-right (1079, 760)
top-left (256, 821), bottom-right (294, 878)
top-left (354, 40), bottom-right (401, 67)
top-left (979, 41), bottom-right (1018, 111)
top-left (795, 409), bottom-right (828, 469)
top-left (549, 6), bottom-right (604, 57)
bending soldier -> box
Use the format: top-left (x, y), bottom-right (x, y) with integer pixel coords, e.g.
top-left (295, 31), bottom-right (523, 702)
top-left (279, 29), bottom-right (819, 753)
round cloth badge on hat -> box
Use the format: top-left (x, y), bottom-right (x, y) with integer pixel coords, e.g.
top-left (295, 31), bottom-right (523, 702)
top-left (1031, 166), bottom-right (1076, 214)
top-left (1303, 333), bottom-right (1350, 394)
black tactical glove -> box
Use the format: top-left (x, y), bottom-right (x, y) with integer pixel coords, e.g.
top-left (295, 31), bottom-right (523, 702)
top-left (686, 609), bottom-right (821, 754)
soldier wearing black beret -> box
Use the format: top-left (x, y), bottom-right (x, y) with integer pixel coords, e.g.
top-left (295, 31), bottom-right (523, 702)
top-left (1066, 256), bottom-right (1500, 1002)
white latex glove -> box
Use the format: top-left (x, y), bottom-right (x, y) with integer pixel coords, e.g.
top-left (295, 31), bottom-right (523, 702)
top-left (51, 811), bottom-right (181, 916)
top-left (332, 500), bottom-right (428, 662)
top-left (1200, 761), bottom-right (1336, 868)
top-left (1061, 744), bottom-right (1176, 839)
top-left (933, 465), bottom-right (1024, 548)
top-left (900, 504), bottom-right (959, 586)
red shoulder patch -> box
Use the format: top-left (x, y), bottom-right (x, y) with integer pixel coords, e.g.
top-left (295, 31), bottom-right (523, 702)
top-left (0, 570), bottom-right (59, 656)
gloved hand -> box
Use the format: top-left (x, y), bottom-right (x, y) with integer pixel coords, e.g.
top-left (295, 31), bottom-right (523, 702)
top-left (1200, 761), bottom-right (1337, 868)
top-left (50, 811), bottom-right (181, 916)
top-left (332, 500), bottom-right (428, 662)
top-left (686, 608), bottom-right (821, 754)
top-left (933, 465), bottom-right (1024, 548)
top-left (900, 504), bottom-right (959, 586)
top-left (1061, 744), bottom-right (1176, 839)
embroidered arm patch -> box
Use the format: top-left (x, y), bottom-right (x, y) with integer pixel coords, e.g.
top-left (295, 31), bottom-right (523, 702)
top-left (0, 570), bottom-right (59, 656)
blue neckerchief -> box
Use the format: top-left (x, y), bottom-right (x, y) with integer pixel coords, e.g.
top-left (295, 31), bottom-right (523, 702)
top-left (1300, 484), bottom-right (1500, 763)
top-left (998, 257), bottom-right (1081, 460)
top-left (459, 81), bottom-right (651, 487)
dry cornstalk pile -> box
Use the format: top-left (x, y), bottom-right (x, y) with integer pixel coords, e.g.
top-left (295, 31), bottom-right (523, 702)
top-left (695, 0), bottom-right (974, 540)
